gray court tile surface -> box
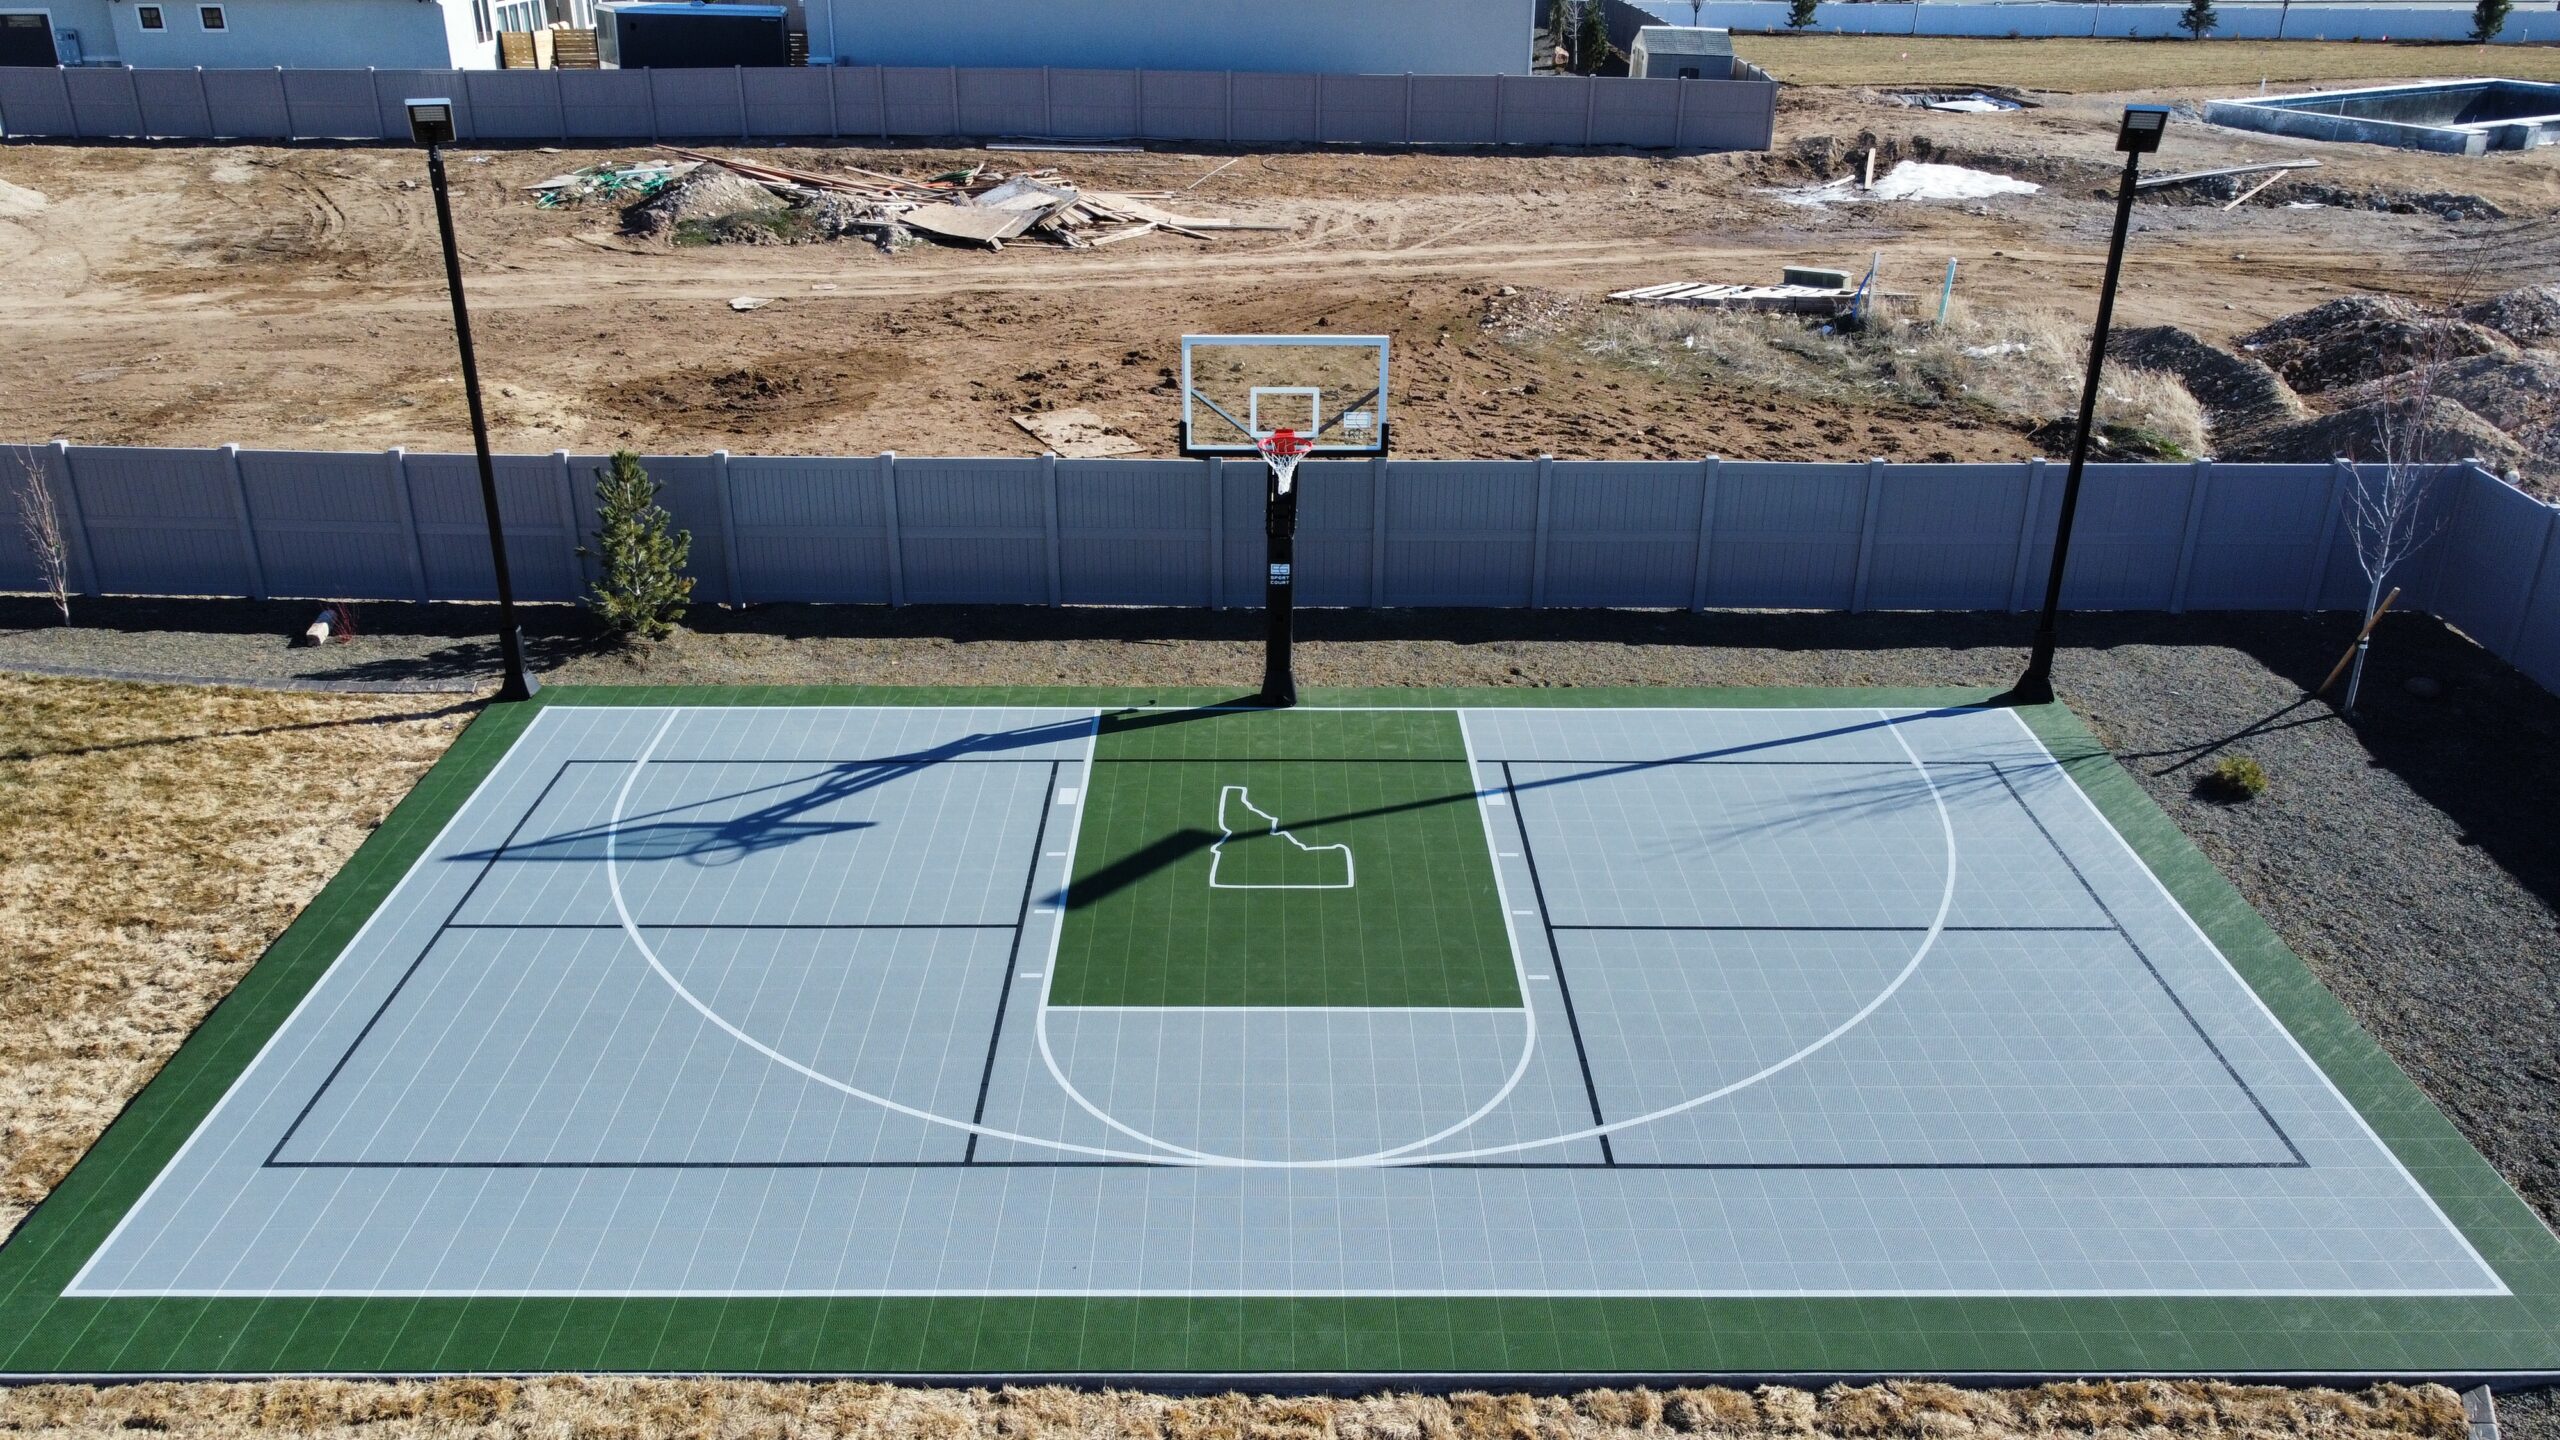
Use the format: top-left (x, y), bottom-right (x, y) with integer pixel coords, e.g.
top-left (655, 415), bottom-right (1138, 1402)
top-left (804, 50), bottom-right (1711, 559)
top-left (64, 704), bottom-right (2503, 1299)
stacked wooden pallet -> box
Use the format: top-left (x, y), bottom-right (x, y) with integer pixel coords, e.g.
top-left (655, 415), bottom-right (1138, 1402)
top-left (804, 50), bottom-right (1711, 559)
top-left (1607, 281), bottom-right (1854, 315)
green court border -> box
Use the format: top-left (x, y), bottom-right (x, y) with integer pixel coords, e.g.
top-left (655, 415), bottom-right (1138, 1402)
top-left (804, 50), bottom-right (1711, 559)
top-left (2, 684), bottom-right (2554, 1381)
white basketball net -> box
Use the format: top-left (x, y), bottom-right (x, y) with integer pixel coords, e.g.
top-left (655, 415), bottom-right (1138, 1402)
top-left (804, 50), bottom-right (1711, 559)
top-left (1259, 429), bottom-right (1312, 497)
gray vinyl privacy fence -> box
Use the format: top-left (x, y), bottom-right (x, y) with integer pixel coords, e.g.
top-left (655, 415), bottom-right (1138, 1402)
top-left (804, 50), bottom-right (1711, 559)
top-left (0, 65), bottom-right (1778, 150)
top-left (7, 445), bottom-right (2557, 687)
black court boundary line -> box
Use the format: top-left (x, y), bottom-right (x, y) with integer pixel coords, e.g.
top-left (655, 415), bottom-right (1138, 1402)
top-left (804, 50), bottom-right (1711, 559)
top-left (258, 743), bottom-right (2301, 1176)
top-left (267, 751), bottom-right (1060, 1171)
top-left (262, 758), bottom-right (577, 1168)
top-left (257, 742), bottom-right (2306, 1177)
top-left (964, 758), bottom-right (1065, 1162)
top-left (442, 923), bottom-right (1019, 931)
top-left (1557, 925), bottom-right (2119, 933)
top-left (261, 1158), bottom-right (2304, 1171)
top-left (1490, 745), bottom-right (2302, 1176)
top-left (1498, 760), bottom-right (1615, 1166)
top-left (1988, 762), bottom-right (2308, 1167)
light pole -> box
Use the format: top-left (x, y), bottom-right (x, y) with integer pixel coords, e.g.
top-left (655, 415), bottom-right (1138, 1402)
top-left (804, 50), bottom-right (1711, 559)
top-left (408, 98), bottom-right (538, 704)
top-left (2002, 104), bottom-right (2167, 708)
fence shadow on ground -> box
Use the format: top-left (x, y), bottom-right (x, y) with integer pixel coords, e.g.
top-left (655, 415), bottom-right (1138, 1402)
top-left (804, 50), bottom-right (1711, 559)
top-left (5, 596), bottom-right (2558, 919)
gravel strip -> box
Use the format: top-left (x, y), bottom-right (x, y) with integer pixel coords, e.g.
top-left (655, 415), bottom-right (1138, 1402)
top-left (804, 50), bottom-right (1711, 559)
top-left (5, 596), bottom-right (2556, 1416)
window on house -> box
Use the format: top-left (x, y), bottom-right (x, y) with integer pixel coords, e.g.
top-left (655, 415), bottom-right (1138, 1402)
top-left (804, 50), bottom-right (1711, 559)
top-left (197, 4), bottom-right (225, 28)
top-left (137, 4), bottom-right (165, 26)
top-left (470, 0), bottom-right (492, 41)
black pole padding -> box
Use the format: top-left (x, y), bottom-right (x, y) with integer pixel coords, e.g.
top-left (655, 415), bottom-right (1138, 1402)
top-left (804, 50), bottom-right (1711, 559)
top-left (428, 143), bottom-right (539, 705)
top-left (1260, 468), bottom-right (1299, 708)
top-left (2003, 145), bottom-right (2145, 709)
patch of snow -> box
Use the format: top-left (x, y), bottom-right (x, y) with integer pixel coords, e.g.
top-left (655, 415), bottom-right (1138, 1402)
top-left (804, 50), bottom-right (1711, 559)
top-left (1767, 161), bottom-right (2039, 208)
top-left (0, 178), bottom-right (50, 218)
top-left (1871, 162), bottom-right (2040, 202)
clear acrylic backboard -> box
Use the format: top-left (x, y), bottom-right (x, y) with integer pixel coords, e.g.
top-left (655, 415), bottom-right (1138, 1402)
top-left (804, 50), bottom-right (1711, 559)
top-left (1179, 334), bottom-right (1391, 457)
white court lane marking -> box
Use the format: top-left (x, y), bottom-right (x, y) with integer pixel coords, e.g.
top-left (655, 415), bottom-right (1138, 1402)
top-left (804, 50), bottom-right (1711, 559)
top-left (1025, 711), bottom-right (1543, 1166)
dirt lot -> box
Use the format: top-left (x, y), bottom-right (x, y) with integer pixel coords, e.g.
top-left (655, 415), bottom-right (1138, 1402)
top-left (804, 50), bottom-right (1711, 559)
top-left (1, 67), bottom-right (2553, 464)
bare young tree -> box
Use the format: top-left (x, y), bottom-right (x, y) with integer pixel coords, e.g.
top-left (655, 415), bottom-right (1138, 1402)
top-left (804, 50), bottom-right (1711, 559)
top-left (9, 448), bottom-right (71, 626)
top-left (2336, 333), bottom-right (2455, 714)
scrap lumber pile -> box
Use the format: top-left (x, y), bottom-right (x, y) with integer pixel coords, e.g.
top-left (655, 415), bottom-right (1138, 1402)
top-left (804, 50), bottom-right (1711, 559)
top-left (1609, 271), bottom-right (1857, 316)
top-left (641, 147), bottom-right (1292, 252)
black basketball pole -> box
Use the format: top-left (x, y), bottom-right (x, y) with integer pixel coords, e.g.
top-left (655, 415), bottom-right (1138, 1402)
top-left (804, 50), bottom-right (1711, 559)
top-left (1261, 465), bottom-right (1299, 708)
top-left (425, 139), bottom-right (539, 704)
top-left (2004, 106), bottom-right (2168, 709)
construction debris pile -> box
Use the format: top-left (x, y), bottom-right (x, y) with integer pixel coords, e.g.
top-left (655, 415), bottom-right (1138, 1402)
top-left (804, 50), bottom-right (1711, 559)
top-left (527, 158), bottom-right (695, 209)
top-left (572, 147), bottom-right (1289, 254)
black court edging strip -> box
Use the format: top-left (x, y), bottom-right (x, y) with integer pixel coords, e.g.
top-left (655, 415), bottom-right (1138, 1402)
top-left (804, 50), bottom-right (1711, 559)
top-left (1498, 760), bottom-right (1614, 1167)
top-left (259, 1157), bottom-right (2310, 1172)
top-left (262, 758), bottom-right (577, 1169)
top-left (440, 923), bottom-right (1021, 931)
top-left (1551, 925), bottom-right (2121, 933)
top-left (1987, 761), bottom-right (2309, 1168)
top-left (966, 758), bottom-right (1065, 1163)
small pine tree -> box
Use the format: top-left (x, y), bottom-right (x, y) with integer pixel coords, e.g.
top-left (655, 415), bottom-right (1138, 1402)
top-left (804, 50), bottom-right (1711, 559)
top-left (2179, 0), bottom-right (2218, 37)
top-left (2471, 0), bottom-right (2510, 41)
top-left (585, 451), bottom-right (693, 642)
top-left (1575, 0), bottom-right (1610, 71)
top-left (1786, 0), bottom-right (1818, 26)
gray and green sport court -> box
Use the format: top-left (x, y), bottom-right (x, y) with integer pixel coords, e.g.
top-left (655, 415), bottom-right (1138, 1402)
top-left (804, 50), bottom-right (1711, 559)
top-left (4, 687), bottom-right (2557, 1380)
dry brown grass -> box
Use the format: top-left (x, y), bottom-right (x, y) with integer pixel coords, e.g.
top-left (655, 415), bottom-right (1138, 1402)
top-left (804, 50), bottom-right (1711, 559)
top-left (0, 1378), bottom-right (2475, 1440)
top-left (1747, 35), bottom-right (2560, 91)
top-left (0, 673), bottom-right (472, 1239)
top-left (1579, 299), bottom-right (2209, 458)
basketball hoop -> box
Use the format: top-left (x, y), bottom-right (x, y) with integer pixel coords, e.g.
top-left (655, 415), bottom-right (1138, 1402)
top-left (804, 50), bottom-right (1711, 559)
top-left (1258, 428), bottom-right (1313, 497)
